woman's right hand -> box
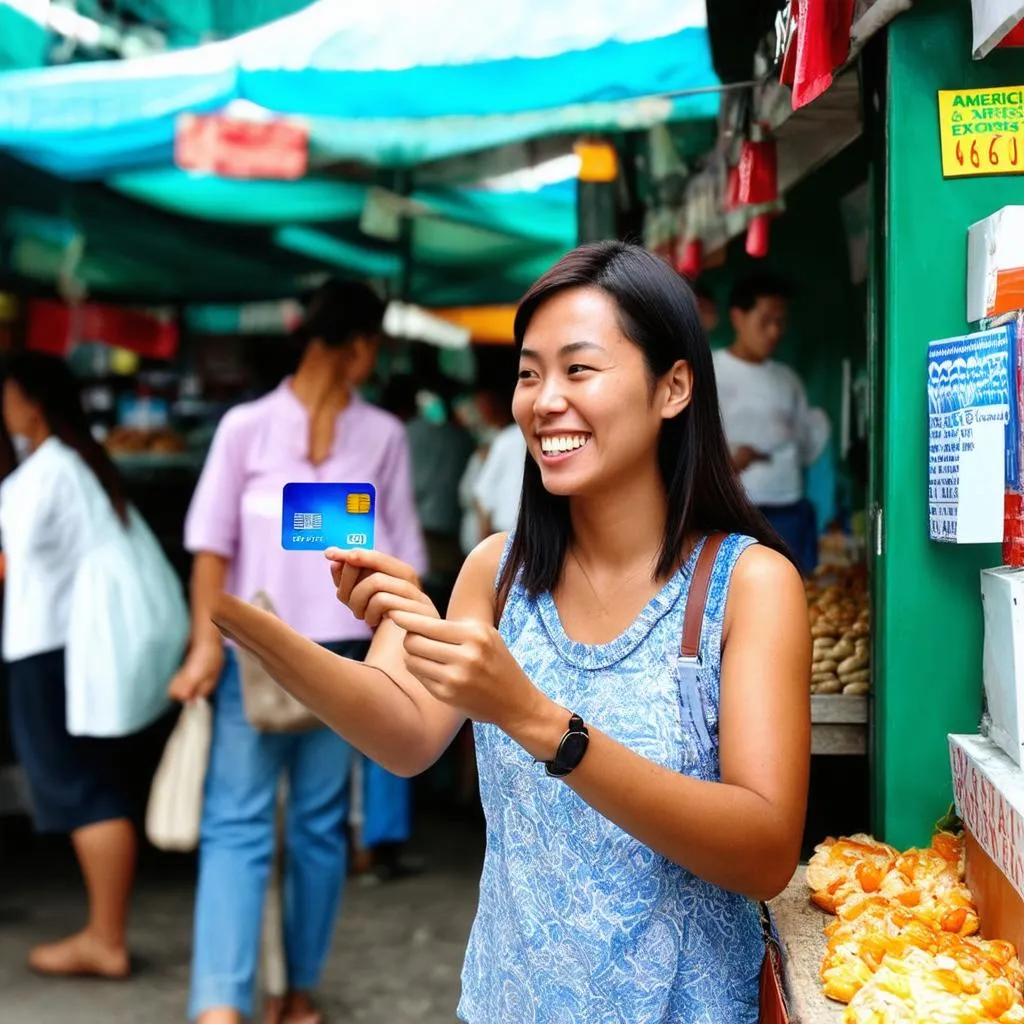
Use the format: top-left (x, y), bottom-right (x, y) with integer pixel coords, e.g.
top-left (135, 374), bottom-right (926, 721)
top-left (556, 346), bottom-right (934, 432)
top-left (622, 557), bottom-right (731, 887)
top-left (168, 640), bottom-right (224, 703)
top-left (325, 548), bottom-right (439, 627)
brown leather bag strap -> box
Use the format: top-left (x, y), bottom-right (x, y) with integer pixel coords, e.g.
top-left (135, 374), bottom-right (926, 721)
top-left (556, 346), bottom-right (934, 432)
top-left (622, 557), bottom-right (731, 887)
top-left (680, 533), bottom-right (727, 659)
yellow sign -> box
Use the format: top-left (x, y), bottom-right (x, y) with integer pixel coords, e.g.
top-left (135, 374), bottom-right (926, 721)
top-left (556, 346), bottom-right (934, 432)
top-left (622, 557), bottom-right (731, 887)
top-left (938, 87), bottom-right (1024, 177)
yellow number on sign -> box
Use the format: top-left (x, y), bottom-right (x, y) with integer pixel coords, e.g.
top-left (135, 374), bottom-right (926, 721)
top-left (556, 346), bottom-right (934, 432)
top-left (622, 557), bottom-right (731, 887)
top-left (346, 492), bottom-right (371, 514)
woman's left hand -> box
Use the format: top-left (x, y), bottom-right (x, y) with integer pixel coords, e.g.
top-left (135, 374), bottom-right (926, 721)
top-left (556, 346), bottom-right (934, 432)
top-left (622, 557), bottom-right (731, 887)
top-left (389, 609), bottom-right (546, 730)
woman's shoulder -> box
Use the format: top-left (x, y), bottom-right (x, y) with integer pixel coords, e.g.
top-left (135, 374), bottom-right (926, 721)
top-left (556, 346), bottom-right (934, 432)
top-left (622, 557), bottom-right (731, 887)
top-left (460, 531), bottom-right (509, 589)
top-left (2, 440), bottom-right (101, 519)
top-left (352, 397), bottom-right (405, 437)
top-left (217, 394), bottom-right (276, 433)
top-left (9, 438), bottom-right (79, 488)
top-left (449, 532), bottom-right (509, 625)
top-left (724, 541), bottom-right (806, 631)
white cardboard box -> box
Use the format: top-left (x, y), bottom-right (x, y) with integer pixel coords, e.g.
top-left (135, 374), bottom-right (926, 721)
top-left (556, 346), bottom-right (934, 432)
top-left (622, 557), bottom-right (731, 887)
top-left (981, 566), bottom-right (1024, 764)
top-left (968, 206), bottom-right (1024, 322)
top-left (949, 733), bottom-right (1024, 901)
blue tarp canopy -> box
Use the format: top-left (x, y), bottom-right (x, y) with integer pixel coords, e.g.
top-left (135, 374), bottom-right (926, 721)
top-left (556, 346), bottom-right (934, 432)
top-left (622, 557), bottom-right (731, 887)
top-left (0, 0), bottom-right (719, 303)
top-left (0, 0), bottom-right (717, 175)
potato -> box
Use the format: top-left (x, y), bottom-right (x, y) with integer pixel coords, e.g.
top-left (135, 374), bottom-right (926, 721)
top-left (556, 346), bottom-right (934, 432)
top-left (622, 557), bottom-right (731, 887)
top-left (831, 640), bottom-right (855, 661)
top-left (815, 678), bottom-right (843, 695)
top-left (843, 682), bottom-right (870, 696)
top-left (811, 623), bottom-right (838, 639)
top-left (812, 671), bottom-right (839, 685)
top-left (813, 660), bottom-right (838, 674)
top-left (838, 654), bottom-right (869, 675)
top-left (839, 668), bottom-right (870, 685)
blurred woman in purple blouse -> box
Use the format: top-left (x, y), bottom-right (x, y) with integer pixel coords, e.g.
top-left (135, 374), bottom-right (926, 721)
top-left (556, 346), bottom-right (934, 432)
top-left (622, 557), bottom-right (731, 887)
top-left (170, 281), bottom-right (426, 1024)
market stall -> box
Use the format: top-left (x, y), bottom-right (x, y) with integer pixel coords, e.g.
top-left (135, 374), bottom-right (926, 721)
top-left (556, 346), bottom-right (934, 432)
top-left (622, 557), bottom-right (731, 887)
top-left (717, 3), bottom-right (1024, 1020)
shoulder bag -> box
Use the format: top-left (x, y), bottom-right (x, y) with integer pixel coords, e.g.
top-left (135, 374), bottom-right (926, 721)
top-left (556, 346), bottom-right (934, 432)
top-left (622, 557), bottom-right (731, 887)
top-left (682, 533), bottom-right (792, 1024)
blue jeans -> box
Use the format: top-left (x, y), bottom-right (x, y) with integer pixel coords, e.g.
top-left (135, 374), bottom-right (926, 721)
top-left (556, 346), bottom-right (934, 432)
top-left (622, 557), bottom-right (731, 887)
top-left (189, 644), bottom-right (364, 1019)
top-left (361, 757), bottom-right (412, 848)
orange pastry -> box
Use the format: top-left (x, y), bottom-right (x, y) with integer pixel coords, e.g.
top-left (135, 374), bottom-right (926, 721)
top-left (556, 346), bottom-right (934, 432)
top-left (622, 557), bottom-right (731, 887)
top-left (807, 835), bottom-right (899, 913)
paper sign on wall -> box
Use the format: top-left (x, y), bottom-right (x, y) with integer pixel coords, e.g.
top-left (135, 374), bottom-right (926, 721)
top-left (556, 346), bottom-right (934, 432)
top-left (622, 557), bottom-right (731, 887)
top-left (937, 86), bottom-right (1024, 177)
top-left (928, 326), bottom-right (1012, 543)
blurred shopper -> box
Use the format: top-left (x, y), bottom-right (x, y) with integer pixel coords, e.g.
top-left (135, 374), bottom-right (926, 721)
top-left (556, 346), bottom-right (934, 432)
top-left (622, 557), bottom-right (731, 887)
top-left (0, 353), bottom-right (145, 978)
top-left (713, 274), bottom-right (829, 574)
top-left (383, 375), bottom-right (473, 610)
top-left (471, 409), bottom-right (526, 539)
top-left (693, 278), bottom-right (719, 334)
top-left (456, 386), bottom-right (515, 556)
top-left (171, 281), bottom-right (425, 1024)
top-left (351, 375), bottom-right (472, 879)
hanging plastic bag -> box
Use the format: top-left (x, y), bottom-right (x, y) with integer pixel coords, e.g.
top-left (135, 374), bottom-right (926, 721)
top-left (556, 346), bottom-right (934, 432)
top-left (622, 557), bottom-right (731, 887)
top-left (145, 698), bottom-right (212, 853)
top-left (65, 506), bottom-right (188, 738)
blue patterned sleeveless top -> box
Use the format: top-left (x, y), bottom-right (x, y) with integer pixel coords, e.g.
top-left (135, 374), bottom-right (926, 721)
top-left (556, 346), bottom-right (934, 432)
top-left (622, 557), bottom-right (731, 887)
top-left (457, 533), bottom-right (765, 1024)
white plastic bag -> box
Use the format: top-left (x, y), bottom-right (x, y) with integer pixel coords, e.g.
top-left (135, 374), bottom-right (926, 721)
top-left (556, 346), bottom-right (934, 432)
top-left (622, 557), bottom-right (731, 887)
top-left (65, 507), bottom-right (188, 737)
top-left (145, 698), bottom-right (212, 852)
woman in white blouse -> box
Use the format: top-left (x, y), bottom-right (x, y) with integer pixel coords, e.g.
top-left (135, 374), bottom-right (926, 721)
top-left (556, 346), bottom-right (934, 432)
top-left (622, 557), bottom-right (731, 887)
top-left (0, 353), bottom-right (143, 978)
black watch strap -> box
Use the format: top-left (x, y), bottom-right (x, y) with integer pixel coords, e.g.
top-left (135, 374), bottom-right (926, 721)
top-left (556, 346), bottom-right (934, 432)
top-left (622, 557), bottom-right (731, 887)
top-left (539, 713), bottom-right (590, 778)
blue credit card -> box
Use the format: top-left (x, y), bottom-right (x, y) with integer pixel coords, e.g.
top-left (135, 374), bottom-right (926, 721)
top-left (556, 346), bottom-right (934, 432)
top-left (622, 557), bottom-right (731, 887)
top-left (281, 482), bottom-right (376, 551)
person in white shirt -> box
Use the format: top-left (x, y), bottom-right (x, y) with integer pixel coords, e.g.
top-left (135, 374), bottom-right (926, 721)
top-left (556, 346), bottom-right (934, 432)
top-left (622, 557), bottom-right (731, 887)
top-left (712, 274), bottom-right (829, 574)
top-left (0, 352), bottom-right (148, 979)
top-left (455, 386), bottom-right (516, 554)
top-left (472, 419), bottom-right (527, 539)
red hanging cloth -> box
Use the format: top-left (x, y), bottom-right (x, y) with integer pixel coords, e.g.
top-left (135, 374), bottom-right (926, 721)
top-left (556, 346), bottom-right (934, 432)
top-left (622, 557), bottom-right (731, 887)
top-left (780, 0), bottom-right (856, 111)
top-left (737, 137), bottom-right (778, 207)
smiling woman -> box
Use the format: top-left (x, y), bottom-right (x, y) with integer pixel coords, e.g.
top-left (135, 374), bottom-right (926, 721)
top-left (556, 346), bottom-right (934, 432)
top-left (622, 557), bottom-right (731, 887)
top-left (212, 241), bottom-right (812, 1024)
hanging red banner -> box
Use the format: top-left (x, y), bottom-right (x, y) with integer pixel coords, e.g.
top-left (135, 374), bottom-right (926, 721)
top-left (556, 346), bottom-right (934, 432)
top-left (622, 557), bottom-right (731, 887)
top-left (175, 113), bottom-right (309, 180)
top-left (780, 0), bottom-right (856, 111)
top-left (737, 138), bottom-right (779, 207)
top-left (27, 300), bottom-right (179, 360)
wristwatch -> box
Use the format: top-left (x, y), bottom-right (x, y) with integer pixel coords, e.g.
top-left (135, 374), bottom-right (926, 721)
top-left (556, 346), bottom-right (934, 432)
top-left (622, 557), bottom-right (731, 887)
top-left (539, 713), bottom-right (590, 778)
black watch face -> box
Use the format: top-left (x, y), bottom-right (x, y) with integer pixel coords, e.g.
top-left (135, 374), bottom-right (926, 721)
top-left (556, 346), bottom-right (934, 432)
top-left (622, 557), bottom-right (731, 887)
top-left (559, 731), bottom-right (589, 769)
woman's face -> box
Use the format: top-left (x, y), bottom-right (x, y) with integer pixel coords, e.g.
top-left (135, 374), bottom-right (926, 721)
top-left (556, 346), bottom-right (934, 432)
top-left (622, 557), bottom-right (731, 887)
top-left (2, 379), bottom-right (39, 439)
top-left (513, 286), bottom-right (691, 498)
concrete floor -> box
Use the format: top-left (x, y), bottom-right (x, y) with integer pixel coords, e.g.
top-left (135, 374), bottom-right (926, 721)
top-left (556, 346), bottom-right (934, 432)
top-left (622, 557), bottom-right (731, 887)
top-left (0, 813), bottom-right (483, 1023)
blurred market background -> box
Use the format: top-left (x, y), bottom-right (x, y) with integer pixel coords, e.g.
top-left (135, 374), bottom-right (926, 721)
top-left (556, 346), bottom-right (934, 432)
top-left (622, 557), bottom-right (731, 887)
top-left (1, 1), bottom-right (1015, 1021)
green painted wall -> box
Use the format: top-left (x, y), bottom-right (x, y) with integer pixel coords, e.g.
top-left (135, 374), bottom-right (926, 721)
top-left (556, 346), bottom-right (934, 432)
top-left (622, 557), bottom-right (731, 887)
top-left (879, 0), bottom-right (1024, 848)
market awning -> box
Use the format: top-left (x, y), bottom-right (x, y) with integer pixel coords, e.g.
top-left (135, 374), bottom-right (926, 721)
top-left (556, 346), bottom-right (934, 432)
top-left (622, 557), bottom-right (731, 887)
top-left (0, 1), bottom-right (723, 308)
top-left (0, 152), bottom-right (579, 305)
top-left (0, 0), bottom-right (719, 176)
top-left (0, 2), bottom-right (49, 71)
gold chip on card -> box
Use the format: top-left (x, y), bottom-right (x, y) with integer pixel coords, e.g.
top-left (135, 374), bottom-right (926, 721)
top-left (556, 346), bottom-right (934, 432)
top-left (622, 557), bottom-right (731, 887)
top-left (346, 492), bottom-right (372, 514)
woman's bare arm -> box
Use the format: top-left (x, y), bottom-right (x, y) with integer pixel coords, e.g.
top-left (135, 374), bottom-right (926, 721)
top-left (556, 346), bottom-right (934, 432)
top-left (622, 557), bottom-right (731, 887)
top-left (209, 535), bottom-right (505, 776)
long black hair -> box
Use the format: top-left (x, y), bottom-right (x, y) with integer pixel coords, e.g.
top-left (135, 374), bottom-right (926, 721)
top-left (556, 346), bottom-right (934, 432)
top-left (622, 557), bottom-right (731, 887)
top-left (498, 241), bottom-right (791, 600)
top-left (4, 351), bottom-right (129, 524)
